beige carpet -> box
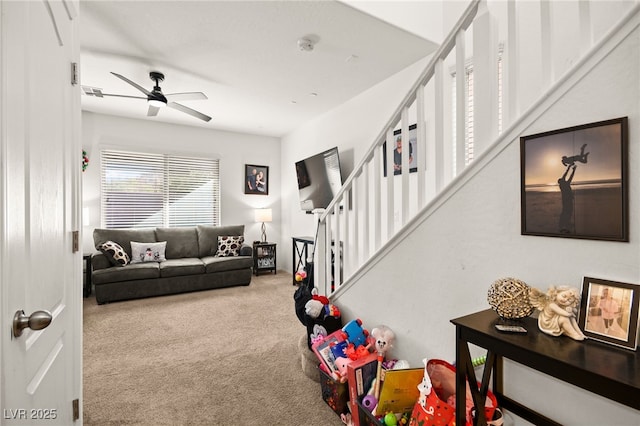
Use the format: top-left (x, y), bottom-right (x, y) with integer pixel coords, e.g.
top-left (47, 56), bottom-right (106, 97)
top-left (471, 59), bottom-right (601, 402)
top-left (83, 272), bottom-right (345, 426)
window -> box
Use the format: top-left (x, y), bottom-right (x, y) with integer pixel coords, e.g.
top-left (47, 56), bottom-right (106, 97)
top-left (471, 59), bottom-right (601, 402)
top-left (101, 150), bottom-right (220, 228)
top-left (451, 45), bottom-right (503, 175)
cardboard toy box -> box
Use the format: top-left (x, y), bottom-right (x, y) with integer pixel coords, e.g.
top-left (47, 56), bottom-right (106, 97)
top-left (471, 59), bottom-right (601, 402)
top-left (318, 365), bottom-right (349, 416)
top-left (346, 352), bottom-right (379, 426)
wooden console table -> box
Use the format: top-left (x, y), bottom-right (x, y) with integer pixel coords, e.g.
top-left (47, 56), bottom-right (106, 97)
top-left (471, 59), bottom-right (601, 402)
top-left (451, 309), bottom-right (640, 426)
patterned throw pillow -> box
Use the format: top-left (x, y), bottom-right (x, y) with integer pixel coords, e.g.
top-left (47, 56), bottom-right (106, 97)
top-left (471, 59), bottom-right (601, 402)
top-left (130, 241), bottom-right (167, 263)
top-left (98, 241), bottom-right (130, 266)
top-left (216, 235), bottom-right (244, 257)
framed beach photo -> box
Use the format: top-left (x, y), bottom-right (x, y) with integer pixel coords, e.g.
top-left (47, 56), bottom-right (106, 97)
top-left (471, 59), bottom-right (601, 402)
top-left (244, 164), bottom-right (269, 195)
top-left (578, 277), bottom-right (639, 350)
top-left (520, 117), bottom-right (628, 241)
top-left (383, 124), bottom-right (418, 177)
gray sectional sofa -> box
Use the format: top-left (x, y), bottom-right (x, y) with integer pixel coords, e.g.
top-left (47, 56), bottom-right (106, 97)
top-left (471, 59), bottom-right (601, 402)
top-left (92, 225), bottom-right (253, 304)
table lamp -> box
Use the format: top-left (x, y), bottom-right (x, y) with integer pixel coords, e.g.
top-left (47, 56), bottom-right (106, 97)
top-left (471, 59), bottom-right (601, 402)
top-left (254, 208), bottom-right (272, 243)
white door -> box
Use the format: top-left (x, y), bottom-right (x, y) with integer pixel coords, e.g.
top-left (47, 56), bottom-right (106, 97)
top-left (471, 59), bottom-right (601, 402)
top-left (1, 1), bottom-right (81, 424)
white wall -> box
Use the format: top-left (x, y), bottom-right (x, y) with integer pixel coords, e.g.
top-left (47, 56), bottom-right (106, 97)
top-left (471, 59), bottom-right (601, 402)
top-left (332, 20), bottom-right (640, 426)
top-left (280, 56), bottom-right (429, 274)
top-left (81, 112), bottom-right (281, 255)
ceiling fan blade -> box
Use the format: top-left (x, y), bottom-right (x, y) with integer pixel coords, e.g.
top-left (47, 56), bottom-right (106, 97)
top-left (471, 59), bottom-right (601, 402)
top-left (110, 72), bottom-right (152, 96)
top-left (168, 102), bottom-right (211, 122)
top-left (100, 93), bottom-right (147, 100)
top-left (147, 105), bottom-right (160, 117)
top-left (165, 92), bottom-right (208, 102)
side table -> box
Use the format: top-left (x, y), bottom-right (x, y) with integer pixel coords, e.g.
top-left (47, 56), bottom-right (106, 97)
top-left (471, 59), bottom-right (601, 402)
top-left (83, 253), bottom-right (92, 297)
top-left (253, 242), bottom-right (277, 275)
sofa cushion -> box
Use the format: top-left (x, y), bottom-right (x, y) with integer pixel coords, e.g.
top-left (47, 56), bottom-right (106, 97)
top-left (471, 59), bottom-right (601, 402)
top-left (155, 227), bottom-right (199, 259)
top-left (216, 235), bottom-right (244, 257)
top-left (201, 255), bottom-right (253, 273)
top-left (130, 241), bottom-right (167, 263)
top-left (92, 262), bottom-right (160, 285)
top-left (197, 225), bottom-right (245, 257)
top-left (93, 228), bottom-right (157, 258)
top-left (97, 240), bottom-right (130, 266)
top-left (159, 258), bottom-right (206, 278)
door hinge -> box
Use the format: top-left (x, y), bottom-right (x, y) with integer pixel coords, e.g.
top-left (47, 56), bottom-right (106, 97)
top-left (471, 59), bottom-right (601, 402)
top-left (71, 62), bottom-right (78, 86)
top-left (72, 230), bottom-right (79, 252)
top-left (72, 399), bottom-right (79, 421)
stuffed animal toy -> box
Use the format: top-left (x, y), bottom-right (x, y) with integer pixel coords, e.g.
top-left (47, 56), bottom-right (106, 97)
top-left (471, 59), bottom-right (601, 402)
top-left (333, 356), bottom-right (352, 382)
top-left (371, 326), bottom-right (395, 356)
top-left (304, 288), bottom-right (332, 319)
top-left (305, 298), bottom-right (324, 318)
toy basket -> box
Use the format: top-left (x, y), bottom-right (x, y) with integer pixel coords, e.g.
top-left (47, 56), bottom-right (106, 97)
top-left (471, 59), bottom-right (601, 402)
top-left (409, 359), bottom-right (499, 426)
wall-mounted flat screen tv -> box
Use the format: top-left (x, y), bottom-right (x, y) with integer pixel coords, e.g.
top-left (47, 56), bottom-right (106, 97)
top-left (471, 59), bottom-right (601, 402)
top-left (295, 147), bottom-right (343, 211)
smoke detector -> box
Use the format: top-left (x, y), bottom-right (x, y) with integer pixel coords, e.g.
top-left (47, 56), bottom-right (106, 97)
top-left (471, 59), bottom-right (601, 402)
top-left (297, 38), bottom-right (315, 52)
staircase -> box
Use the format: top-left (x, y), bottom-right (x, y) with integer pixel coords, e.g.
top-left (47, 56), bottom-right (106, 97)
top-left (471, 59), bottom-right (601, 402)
top-left (315, 0), bottom-right (640, 298)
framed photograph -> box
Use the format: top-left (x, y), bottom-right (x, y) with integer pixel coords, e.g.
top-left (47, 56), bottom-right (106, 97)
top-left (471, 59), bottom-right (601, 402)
top-left (383, 124), bottom-right (417, 177)
top-left (520, 117), bottom-right (628, 241)
top-left (245, 164), bottom-right (269, 195)
top-left (578, 277), bottom-right (639, 350)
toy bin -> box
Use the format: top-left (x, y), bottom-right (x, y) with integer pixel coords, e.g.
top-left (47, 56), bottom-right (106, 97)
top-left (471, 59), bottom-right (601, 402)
top-left (356, 399), bottom-right (383, 426)
top-left (318, 365), bottom-right (349, 416)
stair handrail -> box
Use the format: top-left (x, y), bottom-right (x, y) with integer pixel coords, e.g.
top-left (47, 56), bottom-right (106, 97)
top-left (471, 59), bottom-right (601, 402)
top-left (320, 0), bottom-right (480, 222)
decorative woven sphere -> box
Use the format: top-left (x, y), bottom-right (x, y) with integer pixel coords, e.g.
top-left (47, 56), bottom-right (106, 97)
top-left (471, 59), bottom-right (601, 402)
top-left (487, 277), bottom-right (534, 319)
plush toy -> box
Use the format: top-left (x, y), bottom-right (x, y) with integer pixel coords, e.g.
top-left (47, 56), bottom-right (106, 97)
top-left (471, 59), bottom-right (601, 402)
top-left (371, 326), bottom-right (395, 356)
top-left (305, 298), bottom-right (324, 318)
top-left (295, 270), bottom-right (307, 282)
top-left (333, 356), bottom-right (352, 383)
top-left (304, 288), bottom-right (332, 319)
top-left (371, 325), bottom-right (395, 409)
top-left (340, 413), bottom-right (355, 426)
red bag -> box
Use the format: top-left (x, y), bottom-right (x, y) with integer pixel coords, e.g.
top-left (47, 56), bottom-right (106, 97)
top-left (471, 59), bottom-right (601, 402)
top-left (409, 359), bottom-right (499, 426)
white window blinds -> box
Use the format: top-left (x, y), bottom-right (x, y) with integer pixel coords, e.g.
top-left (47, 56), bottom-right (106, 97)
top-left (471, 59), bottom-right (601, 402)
top-left (101, 150), bottom-right (220, 228)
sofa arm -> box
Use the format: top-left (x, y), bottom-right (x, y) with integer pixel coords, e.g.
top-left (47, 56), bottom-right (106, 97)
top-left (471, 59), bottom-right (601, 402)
top-left (240, 243), bottom-right (253, 257)
top-left (91, 252), bottom-right (112, 271)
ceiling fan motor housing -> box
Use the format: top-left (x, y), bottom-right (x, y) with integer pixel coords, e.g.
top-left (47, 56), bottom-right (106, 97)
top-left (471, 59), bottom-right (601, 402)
top-left (149, 71), bottom-right (167, 103)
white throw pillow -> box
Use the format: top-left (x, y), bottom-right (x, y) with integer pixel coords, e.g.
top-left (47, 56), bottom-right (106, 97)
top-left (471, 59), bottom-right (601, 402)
top-left (130, 241), bottom-right (167, 263)
top-left (97, 240), bottom-right (130, 266)
top-left (216, 235), bottom-right (244, 257)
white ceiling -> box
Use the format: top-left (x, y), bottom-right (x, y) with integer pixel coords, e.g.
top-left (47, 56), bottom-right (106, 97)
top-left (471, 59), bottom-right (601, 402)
top-left (79, 0), bottom-right (438, 137)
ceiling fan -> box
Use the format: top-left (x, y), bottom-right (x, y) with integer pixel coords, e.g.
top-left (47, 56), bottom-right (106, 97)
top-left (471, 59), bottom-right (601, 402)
top-left (84, 71), bottom-right (211, 122)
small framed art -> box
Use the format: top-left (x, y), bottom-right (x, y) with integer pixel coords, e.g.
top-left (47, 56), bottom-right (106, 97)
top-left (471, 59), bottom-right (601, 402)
top-left (245, 164), bottom-right (269, 195)
top-left (382, 124), bottom-right (418, 176)
top-left (578, 276), bottom-right (639, 350)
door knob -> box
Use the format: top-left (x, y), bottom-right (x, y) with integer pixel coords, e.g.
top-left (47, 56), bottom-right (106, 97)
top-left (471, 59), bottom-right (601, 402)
top-left (12, 310), bottom-right (52, 338)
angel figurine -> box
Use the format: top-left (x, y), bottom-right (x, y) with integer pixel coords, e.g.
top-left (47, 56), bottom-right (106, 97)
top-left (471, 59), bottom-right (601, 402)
top-left (529, 285), bottom-right (586, 341)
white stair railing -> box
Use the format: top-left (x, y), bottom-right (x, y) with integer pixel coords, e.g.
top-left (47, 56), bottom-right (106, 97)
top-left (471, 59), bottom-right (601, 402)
top-left (316, 0), bottom-right (639, 297)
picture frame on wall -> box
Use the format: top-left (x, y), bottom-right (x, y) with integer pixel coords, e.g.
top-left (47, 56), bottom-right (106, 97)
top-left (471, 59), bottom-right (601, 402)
top-left (245, 164), bottom-right (269, 195)
top-left (382, 124), bottom-right (418, 177)
top-left (520, 117), bottom-right (628, 241)
top-left (578, 276), bottom-right (639, 351)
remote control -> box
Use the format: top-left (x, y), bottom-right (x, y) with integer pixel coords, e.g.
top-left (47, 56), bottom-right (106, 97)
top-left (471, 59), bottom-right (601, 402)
top-left (494, 324), bottom-right (527, 333)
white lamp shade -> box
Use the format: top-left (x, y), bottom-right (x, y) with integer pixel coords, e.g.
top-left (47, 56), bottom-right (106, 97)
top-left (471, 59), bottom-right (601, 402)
top-left (254, 208), bottom-right (272, 223)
